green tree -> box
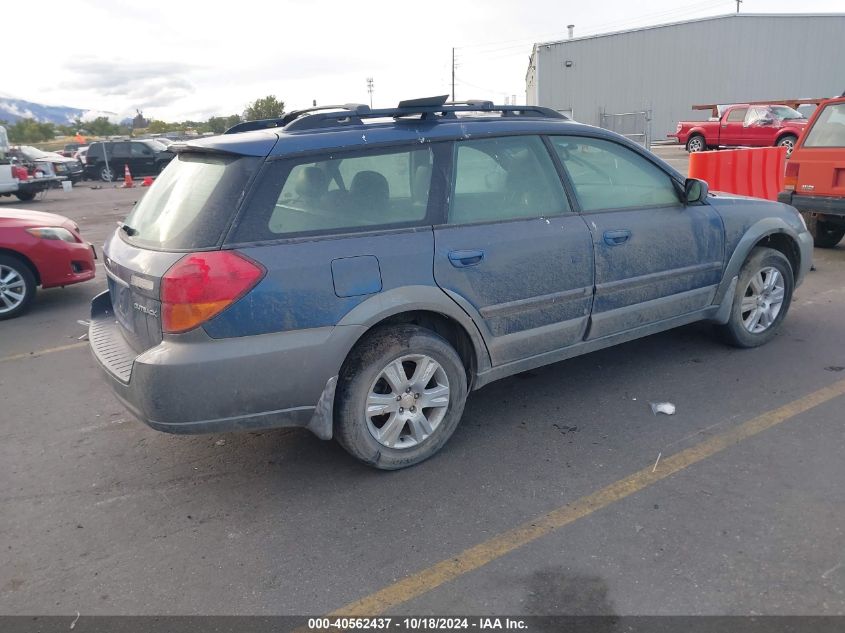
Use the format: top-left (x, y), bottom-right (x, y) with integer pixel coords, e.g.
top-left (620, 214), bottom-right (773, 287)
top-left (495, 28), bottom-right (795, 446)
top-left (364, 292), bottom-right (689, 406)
top-left (83, 116), bottom-right (121, 137)
top-left (6, 118), bottom-right (56, 143)
top-left (244, 95), bottom-right (285, 121)
top-left (207, 114), bottom-right (242, 134)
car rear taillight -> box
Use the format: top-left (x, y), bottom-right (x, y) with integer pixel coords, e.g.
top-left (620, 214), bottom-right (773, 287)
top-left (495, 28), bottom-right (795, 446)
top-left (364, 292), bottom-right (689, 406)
top-left (784, 162), bottom-right (800, 191)
top-left (160, 251), bottom-right (265, 334)
top-left (12, 166), bottom-right (28, 181)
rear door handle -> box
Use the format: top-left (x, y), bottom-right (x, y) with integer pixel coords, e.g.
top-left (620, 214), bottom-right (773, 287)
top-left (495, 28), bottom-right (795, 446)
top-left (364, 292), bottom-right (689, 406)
top-left (603, 229), bottom-right (631, 246)
top-left (448, 250), bottom-right (485, 267)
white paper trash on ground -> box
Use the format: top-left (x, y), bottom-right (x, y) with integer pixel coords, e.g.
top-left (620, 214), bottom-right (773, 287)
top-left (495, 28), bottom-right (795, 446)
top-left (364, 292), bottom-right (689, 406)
top-left (650, 402), bottom-right (676, 415)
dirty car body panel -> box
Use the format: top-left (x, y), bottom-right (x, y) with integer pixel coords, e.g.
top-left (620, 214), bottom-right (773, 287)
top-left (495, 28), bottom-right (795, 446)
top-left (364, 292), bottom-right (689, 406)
top-left (89, 101), bottom-right (813, 451)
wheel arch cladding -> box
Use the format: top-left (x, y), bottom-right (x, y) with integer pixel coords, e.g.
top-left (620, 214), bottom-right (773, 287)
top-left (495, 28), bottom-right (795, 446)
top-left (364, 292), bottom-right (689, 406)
top-left (717, 217), bottom-right (803, 304)
top-left (0, 248), bottom-right (40, 285)
top-left (755, 232), bottom-right (800, 276)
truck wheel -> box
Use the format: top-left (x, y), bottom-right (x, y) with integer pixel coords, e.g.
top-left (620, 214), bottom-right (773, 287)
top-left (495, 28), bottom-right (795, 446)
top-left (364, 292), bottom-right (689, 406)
top-left (802, 213), bottom-right (845, 248)
top-left (777, 135), bottom-right (798, 157)
top-left (686, 135), bottom-right (706, 153)
top-left (99, 166), bottom-right (114, 182)
top-left (717, 247), bottom-right (793, 348)
top-left (14, 191), bottom-right (36, 202)
top-left (334, 324), bottom-right (468, 470)
top-left (0, 255), bottom-right (37, 320)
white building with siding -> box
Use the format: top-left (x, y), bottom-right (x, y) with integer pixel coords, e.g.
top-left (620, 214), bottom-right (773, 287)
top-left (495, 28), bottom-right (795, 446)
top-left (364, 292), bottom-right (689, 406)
top-left (526, 13), bottom-right (845, 144)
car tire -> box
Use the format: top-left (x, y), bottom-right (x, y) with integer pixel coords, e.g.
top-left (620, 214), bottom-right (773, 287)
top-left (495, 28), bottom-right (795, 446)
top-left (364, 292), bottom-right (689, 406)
top-left (334, 324), bottom-right (468, 470)
top-left (14, 191), bottom-right (36, 202)
top-left (0, 254), bottom-right (37, 320)
top-left (802, 212), bottom-right (844, 248)
top-left (99, 166), bottom-right (114, 182)
top-left (777, 134), bottom-right (798, 157)
top-left (686, 134), bottom-right (706, 153)
top-left (717, 247), bottom-right (794, 348)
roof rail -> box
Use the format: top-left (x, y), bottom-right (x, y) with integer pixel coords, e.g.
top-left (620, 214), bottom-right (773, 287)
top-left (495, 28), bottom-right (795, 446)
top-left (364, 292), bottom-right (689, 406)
top-left (224, 96), bottom-right (568, 134)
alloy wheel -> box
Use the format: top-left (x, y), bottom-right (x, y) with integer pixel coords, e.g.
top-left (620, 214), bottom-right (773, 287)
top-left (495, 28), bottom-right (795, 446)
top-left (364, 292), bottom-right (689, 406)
top-left (0, 265), bottom-right (27, 314)
top-left (365, 354), bottom-right (450, 449)
top-left (740, 266), bottom-right (785, 333)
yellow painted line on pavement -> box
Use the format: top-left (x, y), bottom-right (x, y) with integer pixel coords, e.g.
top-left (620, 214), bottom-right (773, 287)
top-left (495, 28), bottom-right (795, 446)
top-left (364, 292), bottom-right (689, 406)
top-left (330, 377), bottom-right (845, 616)
top-left (0, 341), bottom-right (87, 364)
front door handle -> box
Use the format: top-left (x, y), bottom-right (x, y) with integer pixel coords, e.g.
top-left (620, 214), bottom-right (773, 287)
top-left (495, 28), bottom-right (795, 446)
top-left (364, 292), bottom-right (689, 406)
top-left (448, 249), bottom-right (485, 268)
top-left (603, 229), bottom-right (631, 246)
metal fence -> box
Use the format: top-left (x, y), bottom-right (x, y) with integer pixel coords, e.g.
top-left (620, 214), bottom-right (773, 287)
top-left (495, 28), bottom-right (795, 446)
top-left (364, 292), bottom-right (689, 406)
top-left (598, 109), bottom-right (653, 148)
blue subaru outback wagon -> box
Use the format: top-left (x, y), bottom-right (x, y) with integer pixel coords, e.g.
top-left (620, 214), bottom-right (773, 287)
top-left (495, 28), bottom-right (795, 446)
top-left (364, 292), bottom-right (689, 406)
top-left (90, 96), bottom-right (813, 469)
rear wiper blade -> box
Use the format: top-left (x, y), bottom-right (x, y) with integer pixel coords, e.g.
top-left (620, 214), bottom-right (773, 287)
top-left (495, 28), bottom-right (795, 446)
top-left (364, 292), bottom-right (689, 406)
top-left (118, 222), bottom-right (138, 236)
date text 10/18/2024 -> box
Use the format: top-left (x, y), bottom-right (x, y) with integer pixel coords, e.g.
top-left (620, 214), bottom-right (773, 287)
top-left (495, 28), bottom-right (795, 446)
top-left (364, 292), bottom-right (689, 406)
top-left (307, 617), bottom-right (528, 630)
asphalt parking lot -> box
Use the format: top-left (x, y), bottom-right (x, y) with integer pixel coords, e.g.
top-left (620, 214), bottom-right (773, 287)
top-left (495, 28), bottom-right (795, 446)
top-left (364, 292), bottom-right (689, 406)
top-left (2, 145), bottom-right (845, 617)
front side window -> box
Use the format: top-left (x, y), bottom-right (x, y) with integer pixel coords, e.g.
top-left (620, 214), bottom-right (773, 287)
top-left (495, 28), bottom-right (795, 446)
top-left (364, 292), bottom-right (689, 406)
top-left (803, 103), bottom-right (845, 148)
top-left (448, 135), bottom-right (569, 224)
top-left (233, 146), bottom-right (433, 240)
top-left (551, 136), bottom-right (680, 211)
top-left (744, 108), bottom-right (768, 126)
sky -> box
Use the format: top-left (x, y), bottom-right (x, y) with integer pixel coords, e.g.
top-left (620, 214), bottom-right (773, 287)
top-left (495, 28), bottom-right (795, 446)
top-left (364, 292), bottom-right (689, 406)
top-left (3, 0), bottom-right (843, 122)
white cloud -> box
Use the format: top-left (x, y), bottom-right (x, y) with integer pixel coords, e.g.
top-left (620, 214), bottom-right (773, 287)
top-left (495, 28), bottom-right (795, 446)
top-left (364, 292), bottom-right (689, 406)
top-left (4, 0), bottom-right (844, 120)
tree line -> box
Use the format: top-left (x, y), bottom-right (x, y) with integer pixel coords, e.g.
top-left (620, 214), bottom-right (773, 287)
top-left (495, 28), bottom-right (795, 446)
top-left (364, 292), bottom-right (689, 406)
top-left (0, 95), bottom-right (285, 144)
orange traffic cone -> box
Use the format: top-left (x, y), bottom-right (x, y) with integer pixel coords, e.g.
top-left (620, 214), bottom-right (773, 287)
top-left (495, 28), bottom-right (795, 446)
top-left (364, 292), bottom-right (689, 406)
top-left (141, 176), bottom-right (154, 187)
top-left (122, 164), bottom-right (134, 188)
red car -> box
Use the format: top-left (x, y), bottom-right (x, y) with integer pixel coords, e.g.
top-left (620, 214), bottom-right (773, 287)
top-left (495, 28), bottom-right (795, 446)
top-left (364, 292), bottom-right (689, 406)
top-left (778, 94), bottom-right (845, 248)
top-left (670, 104), bottom-right (808, 155)
top-left (0, 209), bottom-right (96, 319)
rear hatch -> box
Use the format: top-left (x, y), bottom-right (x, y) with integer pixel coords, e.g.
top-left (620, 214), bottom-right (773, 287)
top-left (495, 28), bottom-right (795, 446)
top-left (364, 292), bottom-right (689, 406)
top-left (793, 101), bottom-right (845, 198)
top-left (102, 148), bottom-right (265, 354)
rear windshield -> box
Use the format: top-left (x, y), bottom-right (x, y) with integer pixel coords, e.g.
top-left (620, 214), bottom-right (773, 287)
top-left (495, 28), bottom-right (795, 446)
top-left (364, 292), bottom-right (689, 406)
top-left (121, 152), bottom-right (260, 250)
top-left (804, 103), bottom-right (845, 148)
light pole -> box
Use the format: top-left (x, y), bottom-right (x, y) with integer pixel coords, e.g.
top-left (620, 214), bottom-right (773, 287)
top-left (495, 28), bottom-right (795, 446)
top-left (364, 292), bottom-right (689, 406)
top-left (366, 77), bottom-right (374, 108)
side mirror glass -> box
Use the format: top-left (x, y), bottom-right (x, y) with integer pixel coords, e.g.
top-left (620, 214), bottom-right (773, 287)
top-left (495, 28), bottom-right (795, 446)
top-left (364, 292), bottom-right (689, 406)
top-left (684, 178), bottom-right (708, 204)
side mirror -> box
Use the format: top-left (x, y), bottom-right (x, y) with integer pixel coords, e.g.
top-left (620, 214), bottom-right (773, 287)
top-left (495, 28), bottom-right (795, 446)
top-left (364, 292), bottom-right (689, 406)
top-left (759, 116), bottom-right (774, 126)
top-left (684, 178), bottom-right (708, 204)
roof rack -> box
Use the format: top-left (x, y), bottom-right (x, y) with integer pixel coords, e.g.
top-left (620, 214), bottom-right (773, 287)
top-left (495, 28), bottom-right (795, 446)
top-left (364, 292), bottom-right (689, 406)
top-left (225, 95), bottom-right (567, 134)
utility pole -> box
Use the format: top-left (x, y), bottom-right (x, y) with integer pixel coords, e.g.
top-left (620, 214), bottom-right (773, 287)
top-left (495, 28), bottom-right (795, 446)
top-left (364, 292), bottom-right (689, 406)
top-left (451, 47), bottom-right (456, 102)
top-left (736, 0), bottom-right (742, 13)
top-left (366, 77), bottom-right (374, 108)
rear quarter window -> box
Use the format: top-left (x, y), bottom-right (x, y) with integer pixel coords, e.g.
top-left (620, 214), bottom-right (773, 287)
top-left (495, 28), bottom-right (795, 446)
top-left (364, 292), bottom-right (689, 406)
top-left (120, 152), bottom-right (260, 250)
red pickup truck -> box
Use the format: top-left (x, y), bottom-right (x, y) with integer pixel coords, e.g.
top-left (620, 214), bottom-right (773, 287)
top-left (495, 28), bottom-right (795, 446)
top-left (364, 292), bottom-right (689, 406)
top-left (670, 104), bottom-right (808, 155)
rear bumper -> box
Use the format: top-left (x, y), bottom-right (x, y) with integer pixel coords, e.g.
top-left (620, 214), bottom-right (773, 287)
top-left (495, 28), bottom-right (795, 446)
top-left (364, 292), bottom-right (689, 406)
top-left (778, 192), bottom-right (845, 219)
top-left (88, 290), bottom-right (363, 439)
top-left (17, 178), bottom-right (58, 194)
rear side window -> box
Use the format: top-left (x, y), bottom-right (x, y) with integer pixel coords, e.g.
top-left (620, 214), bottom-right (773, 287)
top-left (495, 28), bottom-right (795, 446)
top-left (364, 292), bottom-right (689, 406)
top-left (449, 136), bottom-right (569, 224)
top-left (121, 152), bottom-right (259, 250)
top-left (804, 103), bottom-right (845, 148)
top-left (231, 146), bottom-right (433, 240)
top-left (551, 136), bottom-right (680, 211)
top-left (726, 108), bottom-right (747, 122)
